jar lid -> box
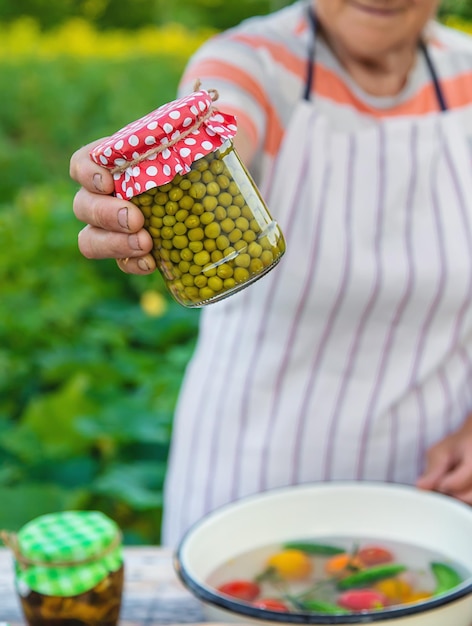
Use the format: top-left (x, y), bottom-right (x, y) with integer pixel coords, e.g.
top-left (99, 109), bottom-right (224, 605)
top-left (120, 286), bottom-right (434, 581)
top-left (90, 86), bottom-right (238, 200)
top-left (13, 510), bottom-right (123, 597)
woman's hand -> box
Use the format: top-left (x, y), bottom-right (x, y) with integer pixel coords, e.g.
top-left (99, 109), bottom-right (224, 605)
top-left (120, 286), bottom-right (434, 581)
top-left (70, 139), bottom-right (156, 275)
top-left (417, 415), bottom-right (472, 505)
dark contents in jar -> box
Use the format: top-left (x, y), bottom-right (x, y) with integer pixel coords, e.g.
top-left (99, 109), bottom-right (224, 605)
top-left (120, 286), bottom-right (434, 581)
top-left (132, 141), bottom-right (285, 307)
top-left (19, 565), bottom-right (123, 626)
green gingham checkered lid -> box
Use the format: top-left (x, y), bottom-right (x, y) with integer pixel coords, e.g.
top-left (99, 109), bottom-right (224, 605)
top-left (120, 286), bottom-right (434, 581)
top-left (13, 510), bottom-right (123, 597)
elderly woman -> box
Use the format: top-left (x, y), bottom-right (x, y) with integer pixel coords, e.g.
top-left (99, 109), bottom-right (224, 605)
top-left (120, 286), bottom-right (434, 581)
top-left (70, 0), bottom-right (472, 547)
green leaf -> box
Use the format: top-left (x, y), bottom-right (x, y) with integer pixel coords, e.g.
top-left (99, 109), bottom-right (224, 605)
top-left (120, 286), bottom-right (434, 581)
top-left (2, 374), bottom-right (95, 462)
top-left (92, 462), bottom-right (166, 510)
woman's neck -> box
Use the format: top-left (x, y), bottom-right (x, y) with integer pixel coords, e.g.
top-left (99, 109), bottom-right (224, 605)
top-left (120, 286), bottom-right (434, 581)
top-left (322, 30), bottom-right (418, 97)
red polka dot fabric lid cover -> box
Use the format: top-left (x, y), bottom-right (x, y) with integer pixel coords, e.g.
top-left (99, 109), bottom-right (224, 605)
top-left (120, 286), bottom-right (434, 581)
top-left (90, 89), bottom-right (238, 200)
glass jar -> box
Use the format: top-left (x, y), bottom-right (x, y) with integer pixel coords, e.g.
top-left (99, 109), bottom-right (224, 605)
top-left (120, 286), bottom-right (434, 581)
top-left (6, 511), bottom-right (123, 626)
top-left (90, 86), bottom-right (286, 308)
top-left (131, 139), bottom-right (285, 307)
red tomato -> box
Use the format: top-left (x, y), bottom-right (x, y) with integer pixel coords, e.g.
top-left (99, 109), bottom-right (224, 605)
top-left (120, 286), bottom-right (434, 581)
top-left (216, 579), bottom-right (261, 602)
top-left (338, 589), bottom-right (389, 611)
top-left (253, 598), bottom-right (289, 612)
top-left (357, 545), bottom-right (394, 566)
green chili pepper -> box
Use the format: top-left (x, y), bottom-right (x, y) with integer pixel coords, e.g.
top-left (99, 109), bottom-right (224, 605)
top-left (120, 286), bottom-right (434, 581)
top-left (282, 541), bottom-right (345, 555)
top-left (300, 599), bottom-right (350, 614)
top-left (431, 561), bottom-right (463, 596)
top-left (337, 563), bottom-right (407, 590)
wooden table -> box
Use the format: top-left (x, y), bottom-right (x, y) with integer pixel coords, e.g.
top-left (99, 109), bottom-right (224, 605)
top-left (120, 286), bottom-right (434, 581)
top-left (0, 546), bottom-right (209, 625)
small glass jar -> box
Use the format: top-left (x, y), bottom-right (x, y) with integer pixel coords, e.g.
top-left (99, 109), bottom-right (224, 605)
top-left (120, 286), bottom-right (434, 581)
top-left (91, 86), bottom-right (286, 308)
top-left (131, 139), bottom-right (285, 307)
top-left (7, 511), bottom-right (124, 626)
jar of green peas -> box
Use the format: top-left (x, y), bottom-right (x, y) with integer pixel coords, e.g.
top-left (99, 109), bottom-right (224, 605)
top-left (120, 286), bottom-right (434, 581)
top-left (91, 86), bottom-right (285, 308)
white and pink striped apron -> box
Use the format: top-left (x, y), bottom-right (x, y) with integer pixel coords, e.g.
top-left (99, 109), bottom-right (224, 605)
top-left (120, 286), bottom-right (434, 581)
top-left (162, 30), bottom-right (472, 547)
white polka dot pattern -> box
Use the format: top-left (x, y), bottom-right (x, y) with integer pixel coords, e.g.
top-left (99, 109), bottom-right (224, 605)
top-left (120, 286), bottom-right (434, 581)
top-left (90, 90), bottom-right (238, 200)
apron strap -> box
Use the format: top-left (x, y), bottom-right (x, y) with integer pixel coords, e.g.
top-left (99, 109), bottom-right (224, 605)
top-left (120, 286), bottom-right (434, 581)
top-left (304, 8), bottom-right (448, 112)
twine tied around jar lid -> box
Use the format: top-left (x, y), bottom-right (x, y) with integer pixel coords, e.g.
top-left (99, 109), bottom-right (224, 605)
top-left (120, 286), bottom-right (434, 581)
top-left (111, 79), bottom-right (219, 176)
top-left (0, 528), bottom-right (123, 570)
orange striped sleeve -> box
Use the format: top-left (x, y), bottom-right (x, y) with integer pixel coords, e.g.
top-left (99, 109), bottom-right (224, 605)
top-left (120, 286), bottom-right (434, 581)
top-left (181, 58), bottom-right (285, 157)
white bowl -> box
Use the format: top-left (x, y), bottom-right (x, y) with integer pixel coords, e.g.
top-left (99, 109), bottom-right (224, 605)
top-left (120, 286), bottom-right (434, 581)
top-left (175, 482), bottom-right (472, 625)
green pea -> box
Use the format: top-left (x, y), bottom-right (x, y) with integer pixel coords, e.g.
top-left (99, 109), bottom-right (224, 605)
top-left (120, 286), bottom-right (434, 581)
top-left (189, 241), bottom-right (204, 253)
top-left (210, 159), bottom-right (224, 175)
top-left (248, 242), bottom-right (263, 258)
top-left (234, 253), bottom-right (251, 268)
top-left (194, 250), bottom-right (211, 266)
top-left (200, 212), bottom-right (215, 225)
top-left (202, 196), bottom-right (218, 211)
top-left (182, 274), bottom-right (194, 287)
top-left (199, 286), bottom-right (216, 300)
top-left (189, 182), bottom-right (207, 199)
top-left (217, 174), bottom-right (230, 189)
top-left (189, 264), bottom-right (201, 276)
top-left (185, 215), bottom-right (201, 229)
top-left (217, 263), bottom-right (233, 279)
top-left (216, 235), bottom-right (230, 251)
top-left (169, 187), bottom-right (184, 202)
top-left (206, 181), bottom-right (221, 196)
top-left (250, 258), bottom-right (264, 273)
top-left (234, 267), bottom-right (249, 282)
top-left (228, 228), bottom-right (243, 244)
top-left (172, 235), bottom-right (188, 250)
top-left (228, 182), bottom-right (240, 196)
top-left (227, 205), bottom-right (241, 219)
top-left (151, 204), bottom-right (165, 217)
top-left (188, 227), bottom-right (204, 242)
top-left (149, 216), bottom-right (163, 229)
top-left (208, 276), bottom-right (223, 292)
top-left (160, 226), bottom-right (174, 240)
top-left (179, 195), bottom-right (194, 211)
top-left (218, 192), bottom-right (233, 208)
top-left (173, 222), bottom-right (187, 236)
top-left (179, 178), bottom-right (192, 191)
top-left (204, 239), bottom-right (217, 252)
top-left (176, 209), bottom-right (189, 222)
top-left (169, 250), bottom-right (181, 263)
top-left (214, 206), bottom-right (227, 221)
top-left (163, 215), bottom-right (176, 226)
top-left (154, 192), bottom-right (168, 205)
top-left (201, 170), bottom-right (214, 184)
top-left (137, 193), bottom-right (153, 206)
top-left (205, 222), bottom-right (221, 239)
top-left (187, 169), bottom-right (201, 182)
top-left (194, 275), bottom-right (207, 288)
top-left (220, 218), bottom-right (235, 233)
top-left (165, 201), bottom-right (179, 215)
top-left (180, 248), bottom-right (194, 262)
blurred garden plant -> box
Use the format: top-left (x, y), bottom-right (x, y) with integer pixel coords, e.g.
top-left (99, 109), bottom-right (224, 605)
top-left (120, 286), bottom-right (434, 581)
top-left (0, 17), bottom-right (204, 544)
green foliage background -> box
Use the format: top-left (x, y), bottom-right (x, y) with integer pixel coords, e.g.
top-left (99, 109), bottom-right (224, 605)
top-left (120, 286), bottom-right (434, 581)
top-left (0, 0), bottom-right (469, 545)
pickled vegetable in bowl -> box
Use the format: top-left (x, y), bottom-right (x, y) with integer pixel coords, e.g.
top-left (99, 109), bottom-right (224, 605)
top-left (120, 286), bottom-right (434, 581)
top-left (207, 537), bottom-right (466, 615)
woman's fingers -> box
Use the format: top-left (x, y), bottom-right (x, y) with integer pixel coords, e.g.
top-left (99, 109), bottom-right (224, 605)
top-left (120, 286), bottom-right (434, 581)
top-left (69, 139), bottom-right (115, 194)
top-left (77, 224), bottom-right (153, 261)
top-left (73, 187), bottom-right (145, 234)
top-left (116, 254), bottom-right (156, 274)
top-left (70, 138), bottom-right (156, 275)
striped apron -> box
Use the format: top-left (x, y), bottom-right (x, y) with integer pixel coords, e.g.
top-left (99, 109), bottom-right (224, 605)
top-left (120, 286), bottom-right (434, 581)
top-left (162, 17), bottom-right (472, 547)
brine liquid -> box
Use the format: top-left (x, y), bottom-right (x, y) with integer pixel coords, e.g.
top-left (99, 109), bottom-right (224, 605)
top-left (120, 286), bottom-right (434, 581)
top-left (207, 537), bottom-right (470, 610)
